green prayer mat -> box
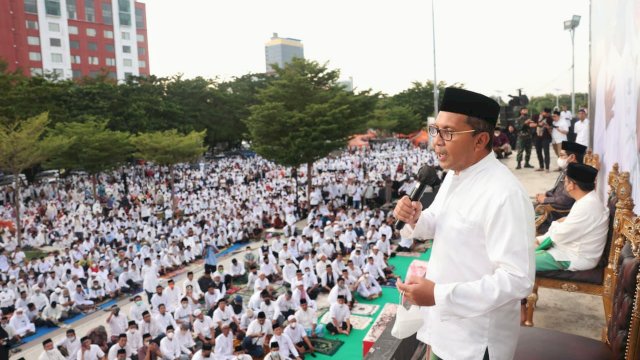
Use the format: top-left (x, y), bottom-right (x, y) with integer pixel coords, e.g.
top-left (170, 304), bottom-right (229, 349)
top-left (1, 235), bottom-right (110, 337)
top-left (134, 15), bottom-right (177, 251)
top-left (310, 337), bottom-right (344, 356)
top-left (535, 251), bottom-right (570, 271)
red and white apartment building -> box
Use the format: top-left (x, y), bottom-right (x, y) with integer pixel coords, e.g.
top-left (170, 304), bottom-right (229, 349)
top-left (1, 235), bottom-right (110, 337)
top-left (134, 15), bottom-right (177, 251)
top-left (0, 0), bottom-right (149, 80)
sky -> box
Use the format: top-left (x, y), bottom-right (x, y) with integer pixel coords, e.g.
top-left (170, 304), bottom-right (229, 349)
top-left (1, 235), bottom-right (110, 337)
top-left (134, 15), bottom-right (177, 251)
top-left (141, 0), bottom-right (590, 98)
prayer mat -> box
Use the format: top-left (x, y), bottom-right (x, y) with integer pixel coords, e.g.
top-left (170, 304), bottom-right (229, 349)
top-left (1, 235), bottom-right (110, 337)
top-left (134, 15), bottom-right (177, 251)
top-left (310, 337), bottom-right (344, 356)
top-left (395, 251), bottom-right (423, 258)
top-left (231, 274), bottom-right (249, 285)
top-left (320, 312), bottom-right (373, 330)
top-left (351, 303), bottom-right (380, 316)
top-left (226, 286), bottom-right (242, 295)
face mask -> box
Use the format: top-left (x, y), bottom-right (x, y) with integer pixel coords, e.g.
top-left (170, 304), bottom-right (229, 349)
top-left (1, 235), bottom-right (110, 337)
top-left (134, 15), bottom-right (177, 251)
top-left (166, 332), bottom-right (174, 339)
top-left (136, 301), bottom-right (143, 306)
top-left (129, 329), bottom-right (136, 334)
top-left (68, 336), bottom-right (75, 342)
top-left (494, 132), bottom-right (501, 137)
top-left (557, 158), bottom-right (568, 169)
top-left (182, 303), bottom-right (188, 309)
top-left (290, 323), bottom-right (297, 329)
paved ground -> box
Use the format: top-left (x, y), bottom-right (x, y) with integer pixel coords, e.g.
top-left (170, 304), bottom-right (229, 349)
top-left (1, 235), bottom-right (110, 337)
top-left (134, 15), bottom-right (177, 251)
top-left (12, 147), bottom-right (605, 359)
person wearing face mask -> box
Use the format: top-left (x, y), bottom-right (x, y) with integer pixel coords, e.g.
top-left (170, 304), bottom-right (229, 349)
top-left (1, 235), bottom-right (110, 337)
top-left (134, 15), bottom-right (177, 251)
top-left (173, 298), bottom-right (193, 329)
top-left (39, 338), bottom-right (66, 360)
top-left (126, 321), bottom-right (143, 359)
top-left (264, 341), bottom-right (282, 360)
top-left (535, 141), bottom-right (587, 233)
top-left (57, 329), bottom-right (81, 360)
top-left (159, 326), bottom-right (191, 360)
top-left (284, 316), bottom-right (316, 358)
top-left (129, 295), bottom-right (149, 323)
top-left (534, 163), bottom-right (609, 271)
top-left (491, 127), bottom-right (512, 159)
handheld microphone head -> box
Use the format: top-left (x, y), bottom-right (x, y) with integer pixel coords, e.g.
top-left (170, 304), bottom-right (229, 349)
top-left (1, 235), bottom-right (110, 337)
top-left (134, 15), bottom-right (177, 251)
top-left (417, 165), bottom-right (440, 187)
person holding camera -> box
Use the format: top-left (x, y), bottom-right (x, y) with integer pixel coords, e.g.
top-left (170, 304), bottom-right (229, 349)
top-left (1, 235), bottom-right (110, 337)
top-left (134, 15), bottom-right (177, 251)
top-left (534, 108), bottom-right (554, 173)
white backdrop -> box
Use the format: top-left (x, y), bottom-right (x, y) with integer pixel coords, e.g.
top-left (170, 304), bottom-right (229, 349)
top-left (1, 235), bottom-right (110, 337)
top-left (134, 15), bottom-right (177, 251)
top-left (590, 0), bottom-right (640, 212)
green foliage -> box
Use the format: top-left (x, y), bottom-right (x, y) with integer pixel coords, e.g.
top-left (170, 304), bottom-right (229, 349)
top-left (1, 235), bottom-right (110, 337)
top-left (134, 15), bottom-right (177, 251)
top-left (131, 129), bottom-right (207, 166)
top-left (368, 101), bottom-right (422, 135)
top-left (46, 119), bottom-right (134, 174)
top-left (0, 112), bottom-right (69, 244)
top-left (390, 80), bottom-right (464, 121)
top-left (245, 58), bottom-right (377, 167)
top-left (527, 93), bottom-right (588, 114)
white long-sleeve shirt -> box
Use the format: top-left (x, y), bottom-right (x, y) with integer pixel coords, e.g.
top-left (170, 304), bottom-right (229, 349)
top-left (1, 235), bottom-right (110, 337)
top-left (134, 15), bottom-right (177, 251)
top-left (541, 190), bottom-right (609, 270)
top-left (401, 153), bottom-right (534, 360)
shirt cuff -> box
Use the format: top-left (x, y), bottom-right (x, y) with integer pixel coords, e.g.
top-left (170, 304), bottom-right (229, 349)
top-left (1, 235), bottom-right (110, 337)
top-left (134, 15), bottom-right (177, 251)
top-left (433, 282), bottom-right (458, 320)
top-left (399, 224), bottom-right (414, 239)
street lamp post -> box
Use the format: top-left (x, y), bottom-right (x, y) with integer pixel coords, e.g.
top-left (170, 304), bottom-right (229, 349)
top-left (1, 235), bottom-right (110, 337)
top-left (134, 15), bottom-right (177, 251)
top-left (564, 15), bottom-right (581, 115)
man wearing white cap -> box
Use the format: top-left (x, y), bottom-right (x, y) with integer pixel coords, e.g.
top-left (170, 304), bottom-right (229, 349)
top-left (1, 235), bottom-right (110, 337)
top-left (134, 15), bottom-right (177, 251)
top-left (284, 315), bottom-right (316, 358)
top-left (9, 307), bottom-right (35, 337)
top-left (192, 309), bottom-right (215, 346)
top-left (214, 323), bottom-right (252, 360)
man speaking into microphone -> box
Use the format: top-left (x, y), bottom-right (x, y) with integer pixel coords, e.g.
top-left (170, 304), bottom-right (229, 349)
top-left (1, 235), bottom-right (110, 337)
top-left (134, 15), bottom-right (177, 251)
top-left (394, 88), bottom-right (535, 360)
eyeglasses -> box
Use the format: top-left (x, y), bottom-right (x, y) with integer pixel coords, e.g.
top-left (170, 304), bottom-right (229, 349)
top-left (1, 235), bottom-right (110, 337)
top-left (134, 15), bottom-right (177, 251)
top-left (428, 125), bottom-right (476, 141)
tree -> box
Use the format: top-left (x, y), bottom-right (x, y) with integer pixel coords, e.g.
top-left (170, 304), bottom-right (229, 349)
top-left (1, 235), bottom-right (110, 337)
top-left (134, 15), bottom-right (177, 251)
top-left (391, 80), bottom-right (463, 121)
top-left (527, 93), bottom-right (588, 115)
top-left (368, 100), bottom-right (421, 135)
top-left (47, 119), bottom-right (134, 199)
top-left (245, 58), bottom-right (377, 207)
top-left (0, 113), bottom-right (69, 245)
top-left (131, 129), bottom-right (207, 211)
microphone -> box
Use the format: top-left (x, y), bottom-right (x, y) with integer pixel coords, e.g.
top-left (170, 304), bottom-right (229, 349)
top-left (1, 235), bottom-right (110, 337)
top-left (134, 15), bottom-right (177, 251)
top-left (394, 165), bottom-right (441, 230)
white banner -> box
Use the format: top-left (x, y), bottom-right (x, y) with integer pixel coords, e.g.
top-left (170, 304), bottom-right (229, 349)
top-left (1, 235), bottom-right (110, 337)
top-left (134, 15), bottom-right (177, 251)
top-left (590, 0), bottom-right (640, 211)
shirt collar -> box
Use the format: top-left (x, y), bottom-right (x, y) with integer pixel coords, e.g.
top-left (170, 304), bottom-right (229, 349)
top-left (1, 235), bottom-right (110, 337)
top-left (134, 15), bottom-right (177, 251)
top-left (454, 152), bottom-right (496, 179)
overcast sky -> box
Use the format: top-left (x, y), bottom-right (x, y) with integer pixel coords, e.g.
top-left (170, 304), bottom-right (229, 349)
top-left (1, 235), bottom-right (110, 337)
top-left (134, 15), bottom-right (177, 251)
top-left (141, 0), bottom-right (589, 98)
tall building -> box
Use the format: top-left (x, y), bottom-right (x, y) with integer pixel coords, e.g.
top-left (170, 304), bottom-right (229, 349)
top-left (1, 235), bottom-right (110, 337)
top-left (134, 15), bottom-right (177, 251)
top-left (265, 32), bottom-right (303, 73)
top-left (0, 0), bottom-right (150, 80)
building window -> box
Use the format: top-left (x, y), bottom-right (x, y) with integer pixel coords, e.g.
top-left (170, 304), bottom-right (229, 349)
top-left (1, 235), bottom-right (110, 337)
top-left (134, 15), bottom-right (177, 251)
top-left (89, 70), bottom-right (100, 78)
top-left (69, 25), bottom-right (78, 35)
top-left (135, 7), bottom-right (145, 29)
top-left (29, 52), bottom-right (42, 61)
top-left (53, 68), bottom-right (64, 77)
top-left (104, 30), bottom-right (114, 39)
top-left (87, 42), bottom-right (97, 51)
top-left (124, 72), bottom-right (132, 78)
top-left (85, 0), bottom-right (95, 22)
top-left (106, 58), bottom-right (116, 66)
top-left (88, 56), bottom-right (99, 65)
top-left (51, 53), bottom-right (63, 63)
top-left (86, 28), bottom-right (96, 37)
top-left (121, 32), bottom-right (130, 40)
top-left (138, 60), bottom-right (146, 68)
top-left (137, 47), bottom-right (145, 55)
top-left (123, 58), bottom-right (133, 67)
top-left (49, 22), bottom-right (61, 32)
top-left (24, 0), bottom-right (38, 14)
top-left (107, 72), bottom-right (117, 80)
top-left (71, 55), bottom-right (81, 64)
top-left (102, 3), bottom-right (113, 25)
top-left (105, 44), bottom-right (115, 52)
top-left (50, 38), bottom-right (62, 47)
top-left (122, 45), bottom-right (131, 53)
top-left (66, 0), bottom-right (77, 19)
top-left (30, 67), bottom-right (43, 76)
top-left (118, 0), bottom-right (131, 26)
top-left (45, 0), bottom-right (61, 16)
top-left (72, 70), bottom-right (82, 79)
top-left (26, 20), bottom-right (38, 29)
top-left (136, 34), bottom-right (145, 42)
top-left (27, 36), bottom-right (40, 46)
top-left (70, 40), bottom-right (79, 49)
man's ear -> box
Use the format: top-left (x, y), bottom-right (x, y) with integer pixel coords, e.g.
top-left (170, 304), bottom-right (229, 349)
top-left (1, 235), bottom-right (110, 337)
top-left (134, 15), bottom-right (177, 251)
top-left (476, 132), bottom-right (490, 151)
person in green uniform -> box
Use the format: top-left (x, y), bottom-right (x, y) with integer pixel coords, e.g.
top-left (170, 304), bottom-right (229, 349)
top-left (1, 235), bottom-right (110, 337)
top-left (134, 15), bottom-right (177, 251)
top-left (514, 107), bottom-right (536, 169)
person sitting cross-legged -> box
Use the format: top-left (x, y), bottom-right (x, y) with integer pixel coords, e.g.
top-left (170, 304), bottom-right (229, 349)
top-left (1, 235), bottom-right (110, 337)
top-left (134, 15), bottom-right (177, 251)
top-left (325, 295), bottom-right (352, 336)
top-left (535, 163), bottom-right (609, 271)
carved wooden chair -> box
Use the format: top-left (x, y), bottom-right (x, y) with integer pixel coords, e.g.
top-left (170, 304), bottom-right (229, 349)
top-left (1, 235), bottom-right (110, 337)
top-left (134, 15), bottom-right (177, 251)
top-left (524, 163), bottom-right (625, 326)
top-left (534, 151), bottom-right (601, 234)
top-left (516, 209), bottom-right (640, 360)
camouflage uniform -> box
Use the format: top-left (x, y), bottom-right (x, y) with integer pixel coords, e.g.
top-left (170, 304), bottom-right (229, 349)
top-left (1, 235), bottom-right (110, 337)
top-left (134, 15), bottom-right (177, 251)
top-left (514, 115), bottom-right (533, 167)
